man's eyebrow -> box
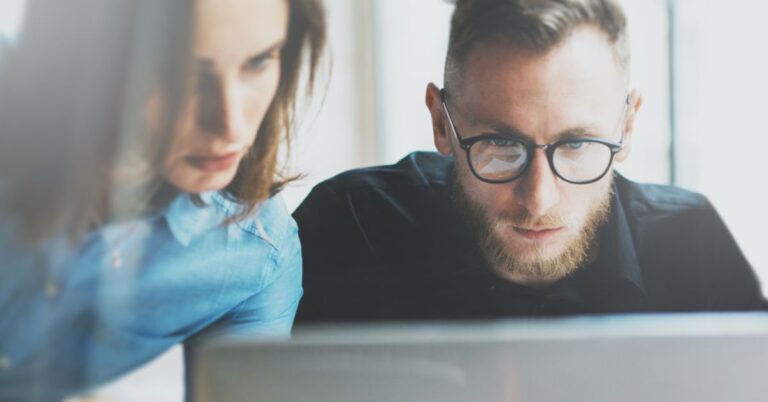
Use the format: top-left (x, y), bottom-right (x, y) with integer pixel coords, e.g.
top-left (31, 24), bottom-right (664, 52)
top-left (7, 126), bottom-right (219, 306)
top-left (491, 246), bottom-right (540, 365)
top-left (466, 117), bottom-right (532, 140)
top-left (483, 121), bottom-right (531, 140)
top-left (469, 117), bottom-right (600, 141)
top-left (557, 128), bottom-right (594, 139)
top-left (195, 40), bottom-right (286, 69)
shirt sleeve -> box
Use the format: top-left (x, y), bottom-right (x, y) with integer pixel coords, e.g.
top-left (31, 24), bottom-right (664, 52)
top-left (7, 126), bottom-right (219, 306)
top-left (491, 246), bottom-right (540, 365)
top-left (189, 225), bottom-right (303, 340)
top-left (182, 221), bottom-right (303, 400)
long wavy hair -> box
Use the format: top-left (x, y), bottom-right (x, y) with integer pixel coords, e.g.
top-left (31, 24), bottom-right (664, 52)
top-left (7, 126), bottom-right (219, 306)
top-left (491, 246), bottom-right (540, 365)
top-left (0, 0), bottom-right (326, 243)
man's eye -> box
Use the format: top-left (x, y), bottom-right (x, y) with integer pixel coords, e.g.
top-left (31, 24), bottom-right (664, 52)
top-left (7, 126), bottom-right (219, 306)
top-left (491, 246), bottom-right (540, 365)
top-left (563, 141), bottom-right (586, 151)
top-left (490, 138), bottom-right (517, 147)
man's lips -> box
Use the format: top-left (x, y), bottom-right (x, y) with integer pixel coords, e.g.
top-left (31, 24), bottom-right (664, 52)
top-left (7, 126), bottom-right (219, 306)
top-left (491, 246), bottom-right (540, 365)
top-left (512, 226), bottom-right (564, 241)
top-left (184, 151), bottom-right (241, 172)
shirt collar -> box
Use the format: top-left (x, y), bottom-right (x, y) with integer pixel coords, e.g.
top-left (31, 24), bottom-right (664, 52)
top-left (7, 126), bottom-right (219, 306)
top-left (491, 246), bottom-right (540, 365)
top-left (163, 192), bottom-right (229, 247)
top-left (598, 175), bottom-right (647, 296)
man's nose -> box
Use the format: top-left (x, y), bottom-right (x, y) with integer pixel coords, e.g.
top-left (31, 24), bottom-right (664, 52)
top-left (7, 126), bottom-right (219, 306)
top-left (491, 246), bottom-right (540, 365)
top-left (514, 148), bottom-right (560, 217)
top-left (196, 75), bottom-right (247, 143)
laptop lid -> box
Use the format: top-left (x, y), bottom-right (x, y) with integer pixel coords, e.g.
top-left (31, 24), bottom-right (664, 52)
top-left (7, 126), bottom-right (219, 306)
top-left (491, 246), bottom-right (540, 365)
top-left (194, 313), bottom-right (768, 402)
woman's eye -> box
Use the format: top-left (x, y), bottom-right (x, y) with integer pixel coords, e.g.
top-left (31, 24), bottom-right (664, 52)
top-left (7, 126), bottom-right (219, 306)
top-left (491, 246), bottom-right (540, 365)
top-left (244, 50), bottom-right (279, 72)
top-left (245, 56), bottom-right (268, 71)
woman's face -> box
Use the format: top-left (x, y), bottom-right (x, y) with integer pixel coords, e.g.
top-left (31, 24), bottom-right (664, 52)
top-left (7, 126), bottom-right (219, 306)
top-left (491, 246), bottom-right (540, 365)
top-left (163, 0), bottom-right (288, 193)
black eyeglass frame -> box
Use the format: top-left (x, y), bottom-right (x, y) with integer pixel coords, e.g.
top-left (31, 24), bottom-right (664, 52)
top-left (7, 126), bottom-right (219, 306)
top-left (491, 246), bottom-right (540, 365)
top-left (439, 88), bottom-right (629, 185)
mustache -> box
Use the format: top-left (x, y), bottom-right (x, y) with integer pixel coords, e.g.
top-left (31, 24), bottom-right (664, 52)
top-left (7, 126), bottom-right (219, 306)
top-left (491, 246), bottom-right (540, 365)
top-left (495, 210), bottom-right (577, 230)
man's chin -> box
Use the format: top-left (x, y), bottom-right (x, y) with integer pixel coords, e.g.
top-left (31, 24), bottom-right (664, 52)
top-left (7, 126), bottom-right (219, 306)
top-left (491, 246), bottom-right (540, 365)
top-left (448, 166), bottom-right (614, 285)
top-left (503, 244), bottom-right (568, 265)
top-left (487, 231), bottom-right (588, 284)
top-left (477, 214), bottom-right (598, 285)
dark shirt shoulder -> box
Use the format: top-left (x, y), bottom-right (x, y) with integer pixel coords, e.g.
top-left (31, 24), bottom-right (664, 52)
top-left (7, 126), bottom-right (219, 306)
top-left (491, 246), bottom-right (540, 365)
top-left (616, 175), bottom-right (712, 226)
top-left (319, 151), bottom-right (451, 191)
top-left (614, 176), bottom-right (763, 311)
top-left (295, 153), bottom-right (467, 321)
top-left (294, 152), bottom-right (453, 271)
top-left (295, 152), bottom-right (766, 323)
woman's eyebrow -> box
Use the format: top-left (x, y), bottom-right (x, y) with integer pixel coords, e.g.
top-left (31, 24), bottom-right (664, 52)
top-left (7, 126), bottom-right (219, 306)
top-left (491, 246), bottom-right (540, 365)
top-left (195, 39), bottom-right (287, 69)
top-left (244, 39), bottom-right (286, 63)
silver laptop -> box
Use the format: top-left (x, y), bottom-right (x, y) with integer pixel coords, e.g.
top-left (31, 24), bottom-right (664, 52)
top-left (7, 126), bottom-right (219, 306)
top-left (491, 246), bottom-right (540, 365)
top-left (194, 313), bottom-right (768, 402)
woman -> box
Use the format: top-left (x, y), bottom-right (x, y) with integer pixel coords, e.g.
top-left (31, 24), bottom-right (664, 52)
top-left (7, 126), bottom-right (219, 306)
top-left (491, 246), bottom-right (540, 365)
top-left (0, 0), bottom-right (325, 399)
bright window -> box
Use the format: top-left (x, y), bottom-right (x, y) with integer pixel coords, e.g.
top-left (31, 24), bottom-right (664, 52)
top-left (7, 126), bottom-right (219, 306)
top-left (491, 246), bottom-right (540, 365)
top-left (0, 0), bottom-right (25, 40)
top-left (673, 0), bottom-right (768, 294)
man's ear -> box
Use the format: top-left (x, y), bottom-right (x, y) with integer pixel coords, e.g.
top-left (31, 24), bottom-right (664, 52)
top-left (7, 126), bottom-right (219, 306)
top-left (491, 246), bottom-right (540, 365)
top-left (425, 83), bottom-right (454, 156)
top-left (615, 88), bottom-right (643, 163)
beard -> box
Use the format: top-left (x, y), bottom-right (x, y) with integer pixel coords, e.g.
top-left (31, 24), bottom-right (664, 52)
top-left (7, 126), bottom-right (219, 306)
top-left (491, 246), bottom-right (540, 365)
top-left (450, 167), bottom-right (613, 285)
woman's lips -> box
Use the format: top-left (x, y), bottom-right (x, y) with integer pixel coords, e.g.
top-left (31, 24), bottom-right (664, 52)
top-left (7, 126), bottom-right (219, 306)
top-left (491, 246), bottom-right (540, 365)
top-left (513, 227), bottom-right (564, 241)
top-left (184, 151), bottom-right (241, 172)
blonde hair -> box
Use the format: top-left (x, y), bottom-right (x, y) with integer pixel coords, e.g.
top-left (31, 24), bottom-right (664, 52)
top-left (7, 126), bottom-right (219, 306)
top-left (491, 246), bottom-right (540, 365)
top-left (445, 0), bottom-right (629, 92)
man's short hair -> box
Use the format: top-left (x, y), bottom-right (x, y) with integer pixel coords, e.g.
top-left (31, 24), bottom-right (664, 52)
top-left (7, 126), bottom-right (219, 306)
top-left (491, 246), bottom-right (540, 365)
top-left (445, 0), bottom-right (629, 91)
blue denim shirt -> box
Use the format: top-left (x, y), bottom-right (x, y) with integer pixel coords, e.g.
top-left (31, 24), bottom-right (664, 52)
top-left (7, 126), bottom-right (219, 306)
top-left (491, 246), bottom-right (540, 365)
top-left (0, 192), bottom-right (302, 401)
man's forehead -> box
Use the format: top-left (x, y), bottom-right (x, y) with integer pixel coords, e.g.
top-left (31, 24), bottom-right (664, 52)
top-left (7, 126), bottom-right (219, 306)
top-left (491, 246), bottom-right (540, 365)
top-left (455, 26), bottom-right (627, 103)
top-left (449, 28), bottom-right (628, 137)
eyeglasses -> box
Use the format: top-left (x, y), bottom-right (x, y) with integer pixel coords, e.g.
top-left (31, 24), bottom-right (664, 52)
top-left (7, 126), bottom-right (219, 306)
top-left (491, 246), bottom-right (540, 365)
top-left (440, 88), bottom-right (629, 185)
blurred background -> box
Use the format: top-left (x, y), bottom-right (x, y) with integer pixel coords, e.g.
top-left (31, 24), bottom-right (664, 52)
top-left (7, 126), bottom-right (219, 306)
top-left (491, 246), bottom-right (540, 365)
top-left (2, 0), bottom-right (768, 400)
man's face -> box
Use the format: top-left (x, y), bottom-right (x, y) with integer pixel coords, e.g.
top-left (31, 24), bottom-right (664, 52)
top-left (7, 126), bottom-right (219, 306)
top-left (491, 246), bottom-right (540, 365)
top-left (427, 27), bottom-right (641, 286)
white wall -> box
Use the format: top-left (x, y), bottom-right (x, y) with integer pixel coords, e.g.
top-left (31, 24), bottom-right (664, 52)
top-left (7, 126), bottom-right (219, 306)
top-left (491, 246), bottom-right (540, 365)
top-left (674, 0), bottom-right (768, 294)
top-left (282, 0), bottom-right (380, 210)
top-left (616, 0), bottom-right (672, 184)
top-left (371, 0), bottom-right (454, 164)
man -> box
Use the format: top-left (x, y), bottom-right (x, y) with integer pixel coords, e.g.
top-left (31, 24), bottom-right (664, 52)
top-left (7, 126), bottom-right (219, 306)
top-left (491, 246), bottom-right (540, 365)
top-left (295, 0), bottom-right (766, 323)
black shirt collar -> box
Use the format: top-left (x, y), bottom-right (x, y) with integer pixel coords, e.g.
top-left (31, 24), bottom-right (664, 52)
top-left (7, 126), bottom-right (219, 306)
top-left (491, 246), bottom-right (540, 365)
top-left (600, 175), bottom-right (647, 296)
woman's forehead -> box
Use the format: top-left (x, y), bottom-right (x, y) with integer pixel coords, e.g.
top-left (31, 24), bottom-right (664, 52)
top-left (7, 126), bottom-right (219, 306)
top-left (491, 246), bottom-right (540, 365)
top-left (193, 0), bottom-right (288, 64)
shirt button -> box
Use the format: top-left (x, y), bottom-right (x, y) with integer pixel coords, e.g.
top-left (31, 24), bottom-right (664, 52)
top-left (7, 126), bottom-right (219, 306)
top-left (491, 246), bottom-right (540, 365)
top-left (111, 251), bottom-right (123, 269)
top-left (0, 354), bottom-right (12, 370)
top-left (44, 281), bottom-right (59, 299)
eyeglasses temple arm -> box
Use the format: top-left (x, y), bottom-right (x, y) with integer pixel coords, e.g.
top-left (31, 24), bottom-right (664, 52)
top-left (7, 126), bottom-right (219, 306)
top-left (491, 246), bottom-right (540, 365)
top-left (439, 88), bottom-right (464, 144)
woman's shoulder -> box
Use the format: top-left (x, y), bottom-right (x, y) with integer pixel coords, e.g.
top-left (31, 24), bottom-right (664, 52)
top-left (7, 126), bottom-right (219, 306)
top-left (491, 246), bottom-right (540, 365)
top-left (164, 191), bottom-right (297, 251)
top-left (209, 192), bottom-right (298, 252)
top-left (161, 192), bottom-right (300, 290)
top-left (115, 192), bottom-right (301, 332)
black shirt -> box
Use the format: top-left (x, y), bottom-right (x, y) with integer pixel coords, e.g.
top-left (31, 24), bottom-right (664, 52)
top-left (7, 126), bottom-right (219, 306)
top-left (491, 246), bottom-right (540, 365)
top-left (294, 152), bottom-right (766, 323)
